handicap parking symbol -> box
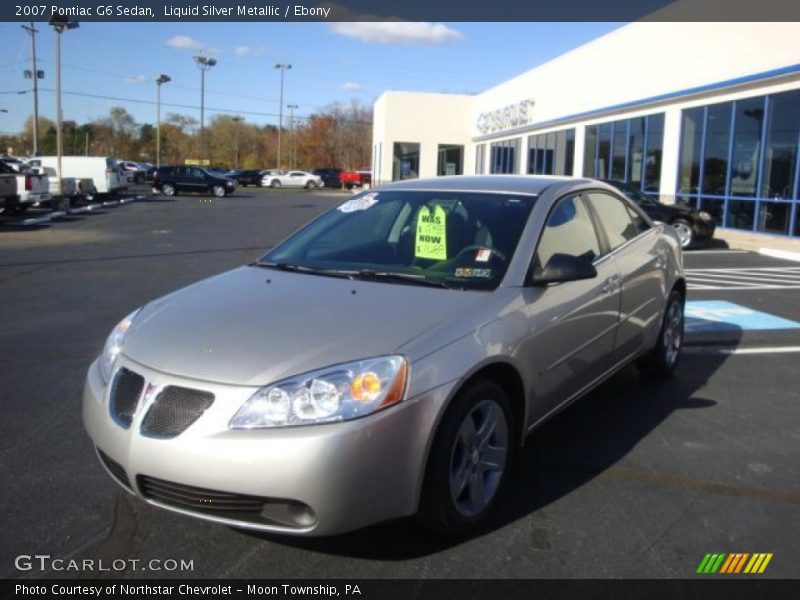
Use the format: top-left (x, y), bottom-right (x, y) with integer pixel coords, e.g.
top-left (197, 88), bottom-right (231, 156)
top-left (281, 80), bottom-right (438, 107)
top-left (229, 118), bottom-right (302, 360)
top-left (685, 300), bottom-right (800, 332)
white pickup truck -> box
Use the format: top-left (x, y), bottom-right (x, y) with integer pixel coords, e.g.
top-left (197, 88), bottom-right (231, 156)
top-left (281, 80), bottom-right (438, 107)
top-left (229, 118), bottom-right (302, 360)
top-left (0, 159), bottom-right (50, 213)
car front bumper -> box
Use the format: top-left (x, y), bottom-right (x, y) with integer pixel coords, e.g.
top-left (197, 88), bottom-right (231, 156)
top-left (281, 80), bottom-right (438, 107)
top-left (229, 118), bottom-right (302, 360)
top-left (82, 357), bottom-right (453, 536)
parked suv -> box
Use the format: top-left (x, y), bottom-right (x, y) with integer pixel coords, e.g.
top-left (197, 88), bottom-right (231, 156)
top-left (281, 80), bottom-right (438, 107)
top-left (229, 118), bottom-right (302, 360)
top-left (153, 166), bottom-right (236, 197)
top-left (312, 168), bottom-right (342, 188)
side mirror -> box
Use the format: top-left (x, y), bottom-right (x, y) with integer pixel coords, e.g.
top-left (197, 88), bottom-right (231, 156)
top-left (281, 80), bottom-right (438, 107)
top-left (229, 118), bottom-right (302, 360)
top-left (530, 253), bottom-right (598, 286)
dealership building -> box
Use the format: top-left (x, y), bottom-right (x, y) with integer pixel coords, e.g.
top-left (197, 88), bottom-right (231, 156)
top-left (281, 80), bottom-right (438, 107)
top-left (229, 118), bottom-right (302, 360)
top-left (372, 22), bottom-right (800, 240)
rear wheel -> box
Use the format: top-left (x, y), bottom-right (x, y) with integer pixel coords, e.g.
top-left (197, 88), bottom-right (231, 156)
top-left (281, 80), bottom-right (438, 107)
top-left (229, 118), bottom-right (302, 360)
top-left (637, 289), bottom-right (684, 377)
top-left (305, 181), bottom-right (318, 190)
top-left (671, 219), bottom-right (694, 248)
top-left (161, 183), bottom-right (176, 197)
top-left (419, 379), bottom-right (514, 536)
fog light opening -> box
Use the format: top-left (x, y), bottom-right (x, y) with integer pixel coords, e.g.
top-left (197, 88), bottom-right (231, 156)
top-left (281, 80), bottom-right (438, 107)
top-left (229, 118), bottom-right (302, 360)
top-left (259, 500), bottom-right (317, 528)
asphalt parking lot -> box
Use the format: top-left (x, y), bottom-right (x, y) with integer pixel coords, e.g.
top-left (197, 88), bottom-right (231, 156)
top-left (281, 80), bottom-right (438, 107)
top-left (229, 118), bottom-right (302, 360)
top-left (1, 186), bottom-right (798, 579)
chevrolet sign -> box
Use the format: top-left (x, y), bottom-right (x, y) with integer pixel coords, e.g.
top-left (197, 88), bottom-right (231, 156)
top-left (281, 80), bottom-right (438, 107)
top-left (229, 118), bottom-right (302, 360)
top-left (476, 100), bottom-right (534, 134)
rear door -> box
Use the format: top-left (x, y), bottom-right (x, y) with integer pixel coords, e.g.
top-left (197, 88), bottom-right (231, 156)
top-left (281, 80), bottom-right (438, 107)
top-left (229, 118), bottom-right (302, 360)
top-left (585, 190), bottom-right (665, 361)
top-left (519, 193), bottom-right (622, 421)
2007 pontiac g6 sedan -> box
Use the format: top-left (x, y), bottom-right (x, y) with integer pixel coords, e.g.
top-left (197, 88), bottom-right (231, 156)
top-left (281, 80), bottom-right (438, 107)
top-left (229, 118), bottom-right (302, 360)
top-left (83, 175), bottom-right (685, 536)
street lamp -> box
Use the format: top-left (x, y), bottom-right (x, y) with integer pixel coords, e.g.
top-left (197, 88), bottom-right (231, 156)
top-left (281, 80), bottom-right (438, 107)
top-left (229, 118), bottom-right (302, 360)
top-left (193, 55), bottom-right (217, 163)
top-left (231, 116), bottom-right (243, 169)
top-left (49, 14), bottom-right (79, 212)
top-left (274, 63), bottom-right (291, 169)
top-left (287, 104), bottom-right (298, 169)
top-left (155, 74), bottom-right (171, 168)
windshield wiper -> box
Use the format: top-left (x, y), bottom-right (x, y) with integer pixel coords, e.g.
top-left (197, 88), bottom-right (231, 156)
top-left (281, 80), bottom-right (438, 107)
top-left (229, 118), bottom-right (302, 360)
top-left (349, 269), bottom-right (452, 289)
top-left (253, 261), bottom-right (352, 279)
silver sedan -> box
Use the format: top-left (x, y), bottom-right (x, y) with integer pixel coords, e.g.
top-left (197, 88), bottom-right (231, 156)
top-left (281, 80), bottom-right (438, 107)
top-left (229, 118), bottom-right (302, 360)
top-left (83, 176), bottom-right (685, 536)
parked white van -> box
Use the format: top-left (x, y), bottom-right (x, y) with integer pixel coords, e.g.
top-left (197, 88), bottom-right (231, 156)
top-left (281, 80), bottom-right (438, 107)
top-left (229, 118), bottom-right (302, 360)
top-left (31, 156), bottom-right (126, 196)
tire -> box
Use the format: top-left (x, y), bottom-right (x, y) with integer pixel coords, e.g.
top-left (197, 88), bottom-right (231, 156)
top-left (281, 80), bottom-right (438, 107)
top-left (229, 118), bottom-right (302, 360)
top-left (212, 185), bottom-right (227, 198)
top-left (419, 379), bottom-right (515, 536)
top-left (671, 218), bottom-right (694, 249)
top-left (161, 183), bottom-right (176, 197)
top-left (637, 289), bottom-right (685, 377)
top-left (12, 205), bottom-right (29, 215)
top-left (305, 181), bottom-right (318, 190)
top-left (270, 180), bottom-right (281, 189)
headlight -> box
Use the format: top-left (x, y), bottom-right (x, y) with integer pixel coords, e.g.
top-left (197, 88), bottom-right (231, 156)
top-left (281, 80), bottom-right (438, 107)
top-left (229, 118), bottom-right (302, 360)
top-left (230, 356), bottom-right (408, 429)
top-left (698, 211), bottom-right (713, 221)
top-left (99, 309), bottom-right (141, 384)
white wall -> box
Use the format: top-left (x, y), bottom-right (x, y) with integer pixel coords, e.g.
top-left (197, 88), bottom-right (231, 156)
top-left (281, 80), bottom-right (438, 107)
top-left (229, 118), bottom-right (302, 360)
top-left (372, 91), bottom-right (475, 184)
top-left (472, 22), bottom-right (800, 139)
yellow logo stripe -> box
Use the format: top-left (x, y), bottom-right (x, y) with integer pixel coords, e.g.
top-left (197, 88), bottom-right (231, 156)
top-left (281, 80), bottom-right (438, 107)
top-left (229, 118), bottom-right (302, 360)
top-left (757, 553), bottom-right (773, 573)
top-left (743, 554), bottom-right (760, 574)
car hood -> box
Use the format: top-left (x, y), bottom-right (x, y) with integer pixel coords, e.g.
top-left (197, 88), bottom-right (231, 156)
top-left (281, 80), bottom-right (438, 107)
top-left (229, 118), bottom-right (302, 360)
top-left (122, 266), bottom-right (484, 387)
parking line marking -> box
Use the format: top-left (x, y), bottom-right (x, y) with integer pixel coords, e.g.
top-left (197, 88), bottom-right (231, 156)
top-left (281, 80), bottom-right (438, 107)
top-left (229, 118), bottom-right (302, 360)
top-left (685, 346), bottom-right (800, 355)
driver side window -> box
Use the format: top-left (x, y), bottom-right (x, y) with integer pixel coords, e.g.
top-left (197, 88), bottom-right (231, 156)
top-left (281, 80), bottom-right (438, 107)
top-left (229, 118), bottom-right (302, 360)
top-left (534, 194), bottom-right (601, 272)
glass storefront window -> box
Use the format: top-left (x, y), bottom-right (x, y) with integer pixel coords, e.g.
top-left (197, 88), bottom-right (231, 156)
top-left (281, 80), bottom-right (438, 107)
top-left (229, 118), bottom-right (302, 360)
top-left (643, 114), bottom-right (664, 192)
top-left (761, 90), bottom-right (800, 199)
top-left (729, 96), bottom-right (765, 197)
top-left (564, 129), bottom-right (575, 176)
top-left (702, 103), bottom-right (732, 196)
top-left (437, 144), bottom-right (464, 176)
top-left (526, 128), bottom-right (575, 175)
top-left (757, 200), bottom-right (792, 235)
top-left (392, 142), bottom-right (420, 181)
top-left (490, 139), bottom-right (520, 174)
top-left (597, 123), bottom-right (612, 179)
top-left (584, 126), bottom-right (597, 178)
top-left (678, 107), bottom-right (703, 194)
top-left (726, 199), bottom-right (756, 230)
top-left (627, 117), bottom-right (645, 184)
top-left (611, 120), bottom-right (628, 180)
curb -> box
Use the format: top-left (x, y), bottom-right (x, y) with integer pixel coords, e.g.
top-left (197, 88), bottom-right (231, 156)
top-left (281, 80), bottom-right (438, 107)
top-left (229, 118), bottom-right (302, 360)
top-left (759, 248), bottom-right (800, 263)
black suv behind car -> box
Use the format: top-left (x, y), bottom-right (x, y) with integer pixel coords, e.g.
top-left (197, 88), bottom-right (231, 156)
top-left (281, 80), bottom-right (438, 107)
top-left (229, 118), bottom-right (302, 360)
top-left (153, 166), bottom-right (235, 197)
top-left (312, 168), bottom-right (342, 188)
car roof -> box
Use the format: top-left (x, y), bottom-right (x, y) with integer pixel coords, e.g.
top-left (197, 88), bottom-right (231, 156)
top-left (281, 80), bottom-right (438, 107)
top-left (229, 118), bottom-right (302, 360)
top-left (378, 175), bottom-right (595, 196)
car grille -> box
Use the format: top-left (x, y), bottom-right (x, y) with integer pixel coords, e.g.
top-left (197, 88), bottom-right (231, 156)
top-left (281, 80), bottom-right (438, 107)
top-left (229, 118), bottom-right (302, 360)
top-left (137, 475), bottom-right (268, 516)
top-left (97, 448), bottom-right (131, 490)
top-left (109, 368), bottom-right (145, 428)
top-left (140, 386), bottom-right (214, 438)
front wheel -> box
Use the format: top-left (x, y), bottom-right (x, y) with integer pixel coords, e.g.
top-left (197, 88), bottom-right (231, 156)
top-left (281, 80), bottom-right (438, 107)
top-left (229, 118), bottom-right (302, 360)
top-left (671, 219), bottom-right (694, 248)
top-left (270, 180), bottom-right (281, 189)
top-left (161, 183), bottom-right (176, 197)
top-left (637, 290), bottom-right (684, 377)
top-left (419, 379), bottom-right (514, 536)
top-left (212, 185), bottom-right (227, 198)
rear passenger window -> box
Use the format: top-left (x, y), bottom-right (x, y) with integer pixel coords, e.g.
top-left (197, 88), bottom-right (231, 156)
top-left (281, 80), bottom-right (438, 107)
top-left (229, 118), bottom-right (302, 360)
top-left (535, 194), bottom-right (601, 271)
top-left (586, 192), bottom-right (639, 250)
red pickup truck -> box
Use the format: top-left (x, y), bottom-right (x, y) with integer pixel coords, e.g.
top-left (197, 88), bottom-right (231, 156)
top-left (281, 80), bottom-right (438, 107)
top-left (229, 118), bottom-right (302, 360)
top-left (339, 170), bottom-right (372, 190)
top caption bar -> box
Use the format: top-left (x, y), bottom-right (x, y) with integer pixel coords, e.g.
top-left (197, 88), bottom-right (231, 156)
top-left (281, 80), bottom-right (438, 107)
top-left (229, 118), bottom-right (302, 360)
top-left (3, 0), bottom-right (799, 22)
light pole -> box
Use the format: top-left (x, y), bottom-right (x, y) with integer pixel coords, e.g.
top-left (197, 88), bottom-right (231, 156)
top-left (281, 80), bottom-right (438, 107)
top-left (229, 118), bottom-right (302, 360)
top-left (21, 22), bottom-right (43, 156)
top-left (155, 74), bottom-right (171, 168)
top-left (274, 64), bottom-right (291, 169)
top-left (48, 15), bottom-right (79, 211)
top-left (193, 55), bottom-right (216, 163)
top-left (231, 116), bottom-right (242, 169)
top-left (287, 104), bottom-right (298, 169)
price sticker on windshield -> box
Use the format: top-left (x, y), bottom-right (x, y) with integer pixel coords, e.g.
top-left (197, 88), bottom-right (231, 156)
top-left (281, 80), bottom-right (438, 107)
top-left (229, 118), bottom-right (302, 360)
top-left (338, 193), bottom-right (378, 213)
top-left (415, 205), bottom-right (447, 260)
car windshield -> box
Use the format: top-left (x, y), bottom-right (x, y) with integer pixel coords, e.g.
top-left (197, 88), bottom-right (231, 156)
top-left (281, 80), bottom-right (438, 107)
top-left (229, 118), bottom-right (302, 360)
top-left (260, 190), bottom-right (537, 290)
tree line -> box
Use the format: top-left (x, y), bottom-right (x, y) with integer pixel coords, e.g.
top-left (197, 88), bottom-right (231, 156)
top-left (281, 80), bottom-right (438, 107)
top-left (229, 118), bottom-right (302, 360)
top-left (0, 100), bottom-right (373, 171)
